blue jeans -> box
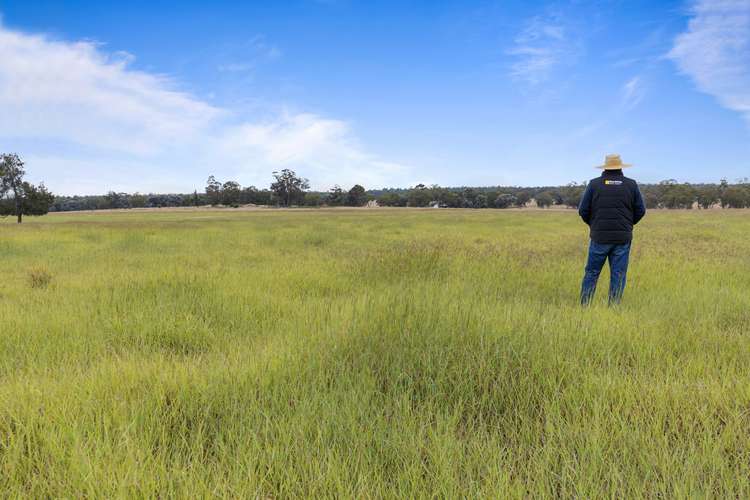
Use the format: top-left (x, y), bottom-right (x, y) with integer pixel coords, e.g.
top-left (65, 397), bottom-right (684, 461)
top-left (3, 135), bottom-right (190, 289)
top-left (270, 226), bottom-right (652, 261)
top-left (580, 240), bottom-right (631, 305)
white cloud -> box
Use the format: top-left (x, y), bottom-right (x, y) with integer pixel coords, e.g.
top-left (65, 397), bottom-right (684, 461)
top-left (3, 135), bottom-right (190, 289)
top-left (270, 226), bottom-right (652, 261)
top-left (219, 113), bottom-right (410, 188)
top-left (0, 22), bottom-right (410, 193)
top-left (621, 76), bottom-right (645, 110)
top-left (669, 0), bottom-right (750, 124)
top-left (222, 113), bottom-right (351, 165)
top-left (0, 26), bottom-right (221, 155)
top-left (508, 14), bottom-right (574, 85)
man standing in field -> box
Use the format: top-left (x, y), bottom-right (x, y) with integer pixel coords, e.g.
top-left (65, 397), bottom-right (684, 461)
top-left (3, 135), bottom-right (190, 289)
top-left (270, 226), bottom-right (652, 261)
top-left (578, 154), bottom-right (646, 305)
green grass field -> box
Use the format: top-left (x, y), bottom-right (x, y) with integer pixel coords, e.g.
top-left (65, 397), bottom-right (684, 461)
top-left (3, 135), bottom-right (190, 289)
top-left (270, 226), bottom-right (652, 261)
top-left (2, 208), bottom-right (750, 497)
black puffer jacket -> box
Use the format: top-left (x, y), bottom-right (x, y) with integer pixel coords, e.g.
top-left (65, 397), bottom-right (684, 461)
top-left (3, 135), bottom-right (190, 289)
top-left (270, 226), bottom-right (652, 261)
top-left (578, 170), bottom-right (646, 244)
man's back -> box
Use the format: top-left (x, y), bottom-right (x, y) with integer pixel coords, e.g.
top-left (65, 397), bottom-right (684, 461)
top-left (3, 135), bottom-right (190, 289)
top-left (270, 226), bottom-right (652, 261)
top-left (578, 155), bottom-right (645, 306)
top-left (578, 170), bottom-right (646, 244)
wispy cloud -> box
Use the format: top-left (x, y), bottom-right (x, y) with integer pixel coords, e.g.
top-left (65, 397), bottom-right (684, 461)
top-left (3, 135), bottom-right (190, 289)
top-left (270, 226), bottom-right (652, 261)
top-left (508, 13), bottom-right (575, 85)
top-left (668, 0), bottom-right (750, 124)
top-left (217, 35), bottom-right (282, 73)
top-left (621, 76), bottom-right (646, 110)
top-left (0, 22), bottom-right (410, 193)
top-left (567, 120), bottom-right (606, 140)
top-left (608, 25), bottom-right (671, 69)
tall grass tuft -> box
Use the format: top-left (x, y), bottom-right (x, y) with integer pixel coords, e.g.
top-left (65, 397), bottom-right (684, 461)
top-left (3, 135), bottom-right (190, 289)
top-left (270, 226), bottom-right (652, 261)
top-left (27, 266), bottom-right (53, 289)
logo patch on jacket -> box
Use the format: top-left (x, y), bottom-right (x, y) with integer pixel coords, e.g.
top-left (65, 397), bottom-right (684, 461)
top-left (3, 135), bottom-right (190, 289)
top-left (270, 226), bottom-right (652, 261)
top-left (604, 180), bottom-right (623, 185)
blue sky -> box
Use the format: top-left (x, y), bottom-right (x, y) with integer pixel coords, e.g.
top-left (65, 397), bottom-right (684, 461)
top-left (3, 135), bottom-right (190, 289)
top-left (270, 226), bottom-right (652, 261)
top-left (0, 0), bottom-right (748, 194)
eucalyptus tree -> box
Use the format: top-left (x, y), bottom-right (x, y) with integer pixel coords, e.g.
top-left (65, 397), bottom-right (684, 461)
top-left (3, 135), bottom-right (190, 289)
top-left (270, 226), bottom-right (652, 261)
top-left (0, 153), bottom-right (54, 223)
top-left (270, 169), bottom-right (309, 207)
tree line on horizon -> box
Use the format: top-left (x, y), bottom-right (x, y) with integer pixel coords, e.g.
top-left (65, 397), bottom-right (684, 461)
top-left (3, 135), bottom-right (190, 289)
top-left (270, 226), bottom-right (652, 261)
top-left (49, 169), bottom-right (750, 212)
top-left (6, 153), bottom-right (749, 220)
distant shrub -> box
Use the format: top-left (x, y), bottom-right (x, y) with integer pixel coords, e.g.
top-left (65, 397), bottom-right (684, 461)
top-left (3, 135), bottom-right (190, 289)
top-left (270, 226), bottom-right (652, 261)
top-left (28, 267), bottom-right (52, 289)
top-left (535, 191), bottom-right (554, 208)
top-left (494, 193), bottom-right (516, 209)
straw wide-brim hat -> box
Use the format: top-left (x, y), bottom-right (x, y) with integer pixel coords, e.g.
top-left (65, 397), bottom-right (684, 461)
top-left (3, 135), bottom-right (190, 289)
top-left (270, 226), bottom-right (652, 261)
top-left (597, 154), bottom-right (632, 170)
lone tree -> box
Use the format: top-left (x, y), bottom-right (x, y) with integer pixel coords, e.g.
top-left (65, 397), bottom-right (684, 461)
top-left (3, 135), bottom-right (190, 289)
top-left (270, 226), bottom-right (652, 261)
top-left (270, 169), bottom-right (309, 207)
top-left (0, 153), bottom-right (54, 223)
